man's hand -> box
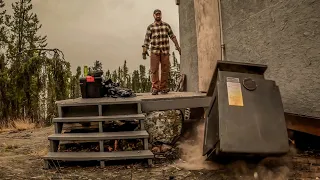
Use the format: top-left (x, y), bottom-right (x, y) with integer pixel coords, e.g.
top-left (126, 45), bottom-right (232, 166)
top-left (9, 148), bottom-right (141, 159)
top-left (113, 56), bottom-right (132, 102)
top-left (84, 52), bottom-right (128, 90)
top-left (171, 37), bottom-right (181, 55)
top-left (142, 45), bottom-right (149, 60)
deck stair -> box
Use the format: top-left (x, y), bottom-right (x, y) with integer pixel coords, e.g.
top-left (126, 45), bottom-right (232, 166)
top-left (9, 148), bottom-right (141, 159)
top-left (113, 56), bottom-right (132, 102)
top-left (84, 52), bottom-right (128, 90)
top-left (43, 100), bottom-right (154, 169)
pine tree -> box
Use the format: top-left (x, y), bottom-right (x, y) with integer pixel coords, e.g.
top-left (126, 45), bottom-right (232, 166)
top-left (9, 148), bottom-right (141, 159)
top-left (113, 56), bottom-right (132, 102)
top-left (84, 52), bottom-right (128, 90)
top-left (4, 0), bottom-right (48, 120)
top-left (122, 60), bottom-right (128, 87)
top-left (111, 70), bottom-right (117, 83)
top-left (0, 0), bottom-right (73, 124)
top-left (132, 70), bottom-right (140, 93)
top-left (172, 52), bottom-right (180, 81)
top-left (169, 51), bottom-right (181, 90)
top-left (70, 76), bottom-right (76, 99)
top-left (139, 65), bottom-right (147, 92)
top-left (45, 57), bottom-right (71, 123)
top-left (0, 0), bottom-right (9, 121)
top-left (0, 54), bottom-right (9, 121)
top-left (127, 75), bottom-right (132, 89)
top-left (6, 0), bottom-right (47, 62)
top-left (0, 0), bottom-right (6, 47)
top-left (74, 66), bottom-right (81, 97)
top-left (146, 71), bottom-right (152, 92)
top-left (117, 66), bottom-right (123, 85)
top-left (92, 60), bottom-right (102, 71)
top-left (70, 67), bottom-right (81, 99)
top-left (105, 70), bottom-right (111, 80)
top-left (0, 0), bottom-right (7, 63)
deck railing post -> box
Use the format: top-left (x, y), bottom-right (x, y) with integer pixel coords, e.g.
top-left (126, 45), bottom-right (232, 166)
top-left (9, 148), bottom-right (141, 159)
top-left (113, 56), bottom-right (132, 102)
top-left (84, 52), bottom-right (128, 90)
top-left (98, 104), bottom-right (105, 168)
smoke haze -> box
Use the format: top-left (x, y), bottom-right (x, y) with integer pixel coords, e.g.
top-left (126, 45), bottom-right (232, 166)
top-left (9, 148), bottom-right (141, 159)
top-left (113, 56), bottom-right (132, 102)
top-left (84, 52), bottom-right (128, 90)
top-left (5, 0), bottom-right (180, 73)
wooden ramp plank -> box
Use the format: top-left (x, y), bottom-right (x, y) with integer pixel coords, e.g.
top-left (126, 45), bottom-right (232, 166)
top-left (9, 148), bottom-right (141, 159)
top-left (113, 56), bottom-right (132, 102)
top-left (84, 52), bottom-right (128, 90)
top-left (44, 150), bottom-right (154, 161)
top-left (48, 131), bottom-right (149, 141)
top-left (53, 114), bottom-right (145, 123)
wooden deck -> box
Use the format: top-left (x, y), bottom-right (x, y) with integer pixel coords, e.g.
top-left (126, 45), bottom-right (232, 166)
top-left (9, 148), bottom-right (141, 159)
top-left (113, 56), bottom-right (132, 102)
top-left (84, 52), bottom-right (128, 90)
top-left (45, 91), bottom-right (320, 168)
top-left (55, 92), bottom-right (211, 113)
top-left (44, 92), bottom-right (211, 169)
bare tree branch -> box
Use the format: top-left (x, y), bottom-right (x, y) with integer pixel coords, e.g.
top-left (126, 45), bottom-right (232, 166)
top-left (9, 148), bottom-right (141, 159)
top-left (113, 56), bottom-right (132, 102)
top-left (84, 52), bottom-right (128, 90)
top-left (16, 48), bottom-right (65, 60)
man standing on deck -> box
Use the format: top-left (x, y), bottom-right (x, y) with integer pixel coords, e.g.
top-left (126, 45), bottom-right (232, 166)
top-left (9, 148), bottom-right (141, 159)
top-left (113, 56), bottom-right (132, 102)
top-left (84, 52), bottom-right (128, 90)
top-left (142, 9), bottom-right (181, 95)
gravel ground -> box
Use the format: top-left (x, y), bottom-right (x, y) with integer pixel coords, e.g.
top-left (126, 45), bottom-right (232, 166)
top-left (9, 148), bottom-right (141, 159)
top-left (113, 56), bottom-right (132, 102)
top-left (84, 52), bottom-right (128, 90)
top-left (0, 126), bottom-right (319, 180)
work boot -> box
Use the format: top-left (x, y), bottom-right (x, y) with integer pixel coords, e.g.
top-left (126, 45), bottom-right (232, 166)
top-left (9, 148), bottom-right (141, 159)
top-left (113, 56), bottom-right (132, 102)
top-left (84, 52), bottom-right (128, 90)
top-left (160, 89), bottom-right (169, 94)
top-left (151, 89), bottom-right (158, 95)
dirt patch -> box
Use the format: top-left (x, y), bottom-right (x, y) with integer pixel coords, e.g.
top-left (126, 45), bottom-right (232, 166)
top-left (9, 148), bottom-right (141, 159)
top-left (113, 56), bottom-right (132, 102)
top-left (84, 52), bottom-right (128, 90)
top-left (0, 126), bottom-right (320, 179)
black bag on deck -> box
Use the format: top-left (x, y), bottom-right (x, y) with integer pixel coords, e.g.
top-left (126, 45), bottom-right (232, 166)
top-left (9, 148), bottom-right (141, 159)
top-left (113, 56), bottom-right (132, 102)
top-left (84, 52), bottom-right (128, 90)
top-left (103, 79), bottom-right (135, 98)
top-left (80, 76), bottom-right (104, 98)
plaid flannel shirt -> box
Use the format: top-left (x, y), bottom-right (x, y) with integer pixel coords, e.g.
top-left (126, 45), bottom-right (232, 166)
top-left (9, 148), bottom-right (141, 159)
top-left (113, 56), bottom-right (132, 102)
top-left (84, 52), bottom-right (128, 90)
top-left (143, 21), bottom-right (176, 55)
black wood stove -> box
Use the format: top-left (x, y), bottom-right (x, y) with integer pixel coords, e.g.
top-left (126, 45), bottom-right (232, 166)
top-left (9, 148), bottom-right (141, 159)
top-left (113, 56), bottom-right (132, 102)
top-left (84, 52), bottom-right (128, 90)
top-left (203, 60), bottom-right (289, 160)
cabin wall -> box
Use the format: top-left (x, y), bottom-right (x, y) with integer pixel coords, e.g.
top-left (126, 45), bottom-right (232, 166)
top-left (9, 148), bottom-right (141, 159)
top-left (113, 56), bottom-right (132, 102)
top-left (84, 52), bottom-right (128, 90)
top-left (178, 0), bottom-right (320, 117)
top-left (178, 0), bottom-right (199, 92)
top-left (220, 0), bottom-right (320, 117)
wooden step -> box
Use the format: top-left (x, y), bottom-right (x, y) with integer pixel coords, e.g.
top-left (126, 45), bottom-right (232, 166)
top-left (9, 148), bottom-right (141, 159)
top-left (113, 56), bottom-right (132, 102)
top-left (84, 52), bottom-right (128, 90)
top-left (48, 130), bottom-right (149, 141)
top-left (43, 150), bottom-right (154, 161)
top-left (53, 114), bottom-right (145, 123)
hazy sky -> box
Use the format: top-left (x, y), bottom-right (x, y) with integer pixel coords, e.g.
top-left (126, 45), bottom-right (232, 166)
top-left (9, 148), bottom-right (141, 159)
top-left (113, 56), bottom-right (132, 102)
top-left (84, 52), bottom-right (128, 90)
top-left (6, 0), bottom-right (180, 74)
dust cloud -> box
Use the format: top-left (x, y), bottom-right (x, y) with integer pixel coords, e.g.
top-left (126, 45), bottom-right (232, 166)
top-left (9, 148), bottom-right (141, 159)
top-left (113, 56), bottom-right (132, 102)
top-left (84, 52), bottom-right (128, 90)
top-left (256, 165), bottom-right (290, 180)
top-left (174, 120), bottom-right (294, 179)
top-left (225, 159), bottom-right (291, 180)
top-left (223, 144), bottom-right (295, 179)
top-left (175, 121), bottom-right (220, 170)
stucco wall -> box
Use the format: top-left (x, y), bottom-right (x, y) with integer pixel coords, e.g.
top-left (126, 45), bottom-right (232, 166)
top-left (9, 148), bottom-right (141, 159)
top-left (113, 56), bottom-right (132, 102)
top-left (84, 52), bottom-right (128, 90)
top-left (178, 0), bottom-right (199, 92)
top-left (221, 0), bottom-right (320, 117)
top-left (194, 0), bottom-right (221, 92)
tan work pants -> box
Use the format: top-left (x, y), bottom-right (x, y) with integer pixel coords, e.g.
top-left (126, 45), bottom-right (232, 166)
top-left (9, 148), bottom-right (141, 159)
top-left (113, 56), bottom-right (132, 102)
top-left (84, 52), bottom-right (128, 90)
top-left (150, 53), bottom-right (170, 91)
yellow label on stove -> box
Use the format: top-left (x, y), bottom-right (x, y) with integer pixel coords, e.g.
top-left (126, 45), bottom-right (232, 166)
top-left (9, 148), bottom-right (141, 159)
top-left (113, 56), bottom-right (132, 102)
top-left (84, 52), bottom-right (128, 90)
top-left (227, 81), bottom-right (244, 106)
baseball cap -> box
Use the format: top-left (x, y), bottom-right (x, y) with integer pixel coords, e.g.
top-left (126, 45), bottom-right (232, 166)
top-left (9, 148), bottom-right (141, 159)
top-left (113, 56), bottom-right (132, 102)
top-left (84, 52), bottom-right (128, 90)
top-left (153, 9), bottom-right (161, 14)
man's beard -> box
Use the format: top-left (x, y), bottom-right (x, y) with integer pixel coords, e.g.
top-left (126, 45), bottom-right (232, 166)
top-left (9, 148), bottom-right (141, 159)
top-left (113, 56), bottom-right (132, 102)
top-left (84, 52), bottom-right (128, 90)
top-left (155, 17), bottom-right (161, 21)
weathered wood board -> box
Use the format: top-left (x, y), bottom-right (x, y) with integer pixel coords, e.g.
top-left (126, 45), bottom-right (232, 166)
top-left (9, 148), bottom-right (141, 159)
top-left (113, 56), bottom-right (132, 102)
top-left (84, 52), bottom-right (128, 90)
top-left (48, 130), bottom-right (149, 141)
top-left (44, 150), bottom-right (154, 161)
top-left (55, 92), bottom-right (211, 114)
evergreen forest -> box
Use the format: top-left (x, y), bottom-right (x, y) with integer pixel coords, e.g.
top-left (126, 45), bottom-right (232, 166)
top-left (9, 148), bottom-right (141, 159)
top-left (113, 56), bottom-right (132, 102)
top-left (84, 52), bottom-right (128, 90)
top-left (0, 0), bottom-right (181, 127)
